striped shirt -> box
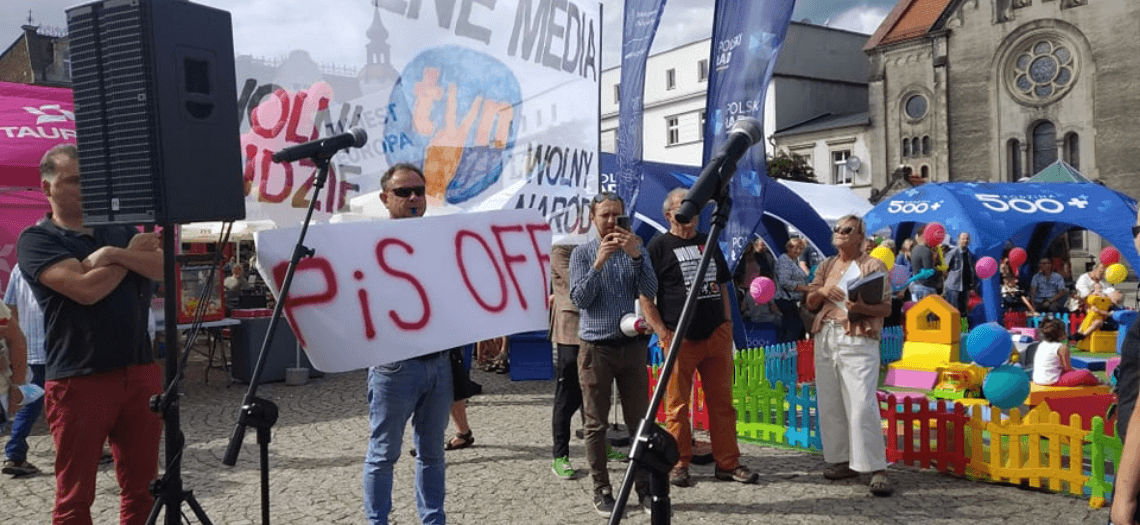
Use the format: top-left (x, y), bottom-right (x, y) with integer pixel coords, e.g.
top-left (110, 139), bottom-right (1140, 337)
top-left (569, 238), bottom-right (657, 342)
top-left (4, 264), bottom-right (46, 365)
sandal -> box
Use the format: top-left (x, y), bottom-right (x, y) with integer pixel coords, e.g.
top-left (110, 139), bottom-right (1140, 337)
top-left (869, 471), bottom-right (894, 496)
top-left (822, 462), bottom-right (859, 480)
top-left (444, 431), bottom-right (474, 451)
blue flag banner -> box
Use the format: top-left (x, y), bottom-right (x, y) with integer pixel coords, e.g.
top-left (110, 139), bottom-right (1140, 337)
top-left (705, 0), bottom-right (796, 271)
top-left (614, 0), bottom-right (669, 210)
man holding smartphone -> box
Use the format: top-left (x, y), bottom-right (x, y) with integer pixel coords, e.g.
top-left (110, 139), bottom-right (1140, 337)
top-left (569, 193), bottom-right (657, 517)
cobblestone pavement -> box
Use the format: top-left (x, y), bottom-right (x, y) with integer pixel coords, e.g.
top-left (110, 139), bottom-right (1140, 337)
top-left (0, 353), bottom-right (1114, 524)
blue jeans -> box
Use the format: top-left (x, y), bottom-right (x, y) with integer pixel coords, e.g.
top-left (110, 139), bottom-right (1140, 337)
top-left (363, 352), bottom-right (452, 525)
top-left (5, 363), bottom-right (45, 462)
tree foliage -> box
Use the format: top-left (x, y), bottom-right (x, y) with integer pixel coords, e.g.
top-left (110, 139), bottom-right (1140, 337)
top-left (767, 151), bottom-right (817, 183)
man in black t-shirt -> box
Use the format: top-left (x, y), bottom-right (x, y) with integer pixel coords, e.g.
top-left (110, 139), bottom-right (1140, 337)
top-left (640, 189), bottom-right (758, 488)
top-left (17, 144), bottom-right (163, 524)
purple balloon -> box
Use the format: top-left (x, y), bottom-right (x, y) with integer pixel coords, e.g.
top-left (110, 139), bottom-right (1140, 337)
top-left (975, 256), bottom-right (998, 280)
top-left (889, 265), bottom-right (909, 289)
top-left (750, 277), bottom-right (776, 304)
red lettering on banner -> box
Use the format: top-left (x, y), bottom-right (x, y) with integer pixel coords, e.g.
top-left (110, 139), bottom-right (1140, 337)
top-left (243, 143), bottom-right (257, 196)
top-left (376, 238), bottom-right (431, 330)
top-left (251, 89), bottom-right (288, 139)
top-left (491, 225), bottom-right (529, 310)
top-left (271, 257), bottom-right (338, 347)
top-left (525, 222), bottom-right (553, 308)
top-left (259, 150), bottom-right (291, 203)
top-left (455, 230), bottom-right (508, 312)
top-left (286, 91), bottom-right (312, 143)
top-left (353, 270), bottom-right (377, 340)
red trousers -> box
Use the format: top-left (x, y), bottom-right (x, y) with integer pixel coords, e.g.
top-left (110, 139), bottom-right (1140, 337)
top-left (44, 363), bottom-right (163, 525)
top-left (663, 322), bottom-right (742, 470)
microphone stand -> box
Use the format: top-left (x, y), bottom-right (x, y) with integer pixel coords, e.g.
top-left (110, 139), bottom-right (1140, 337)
top-left (221, 151), bottom-right (334, 525)
top-left (609, 166), bottom-right (736, 525)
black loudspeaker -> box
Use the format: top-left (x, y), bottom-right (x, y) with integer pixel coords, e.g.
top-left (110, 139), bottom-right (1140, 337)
top-left (67, 0), bottom-right (245, 226)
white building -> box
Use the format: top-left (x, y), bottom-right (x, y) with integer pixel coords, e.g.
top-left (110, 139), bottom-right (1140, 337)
top-left (600, 22), bottom-right (875, 198)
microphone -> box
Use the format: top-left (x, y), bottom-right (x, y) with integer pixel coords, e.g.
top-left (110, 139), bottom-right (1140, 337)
top-left (674, 117), bottom-right (763, 223)
top-left (271, 128), bottom-right (368, 163)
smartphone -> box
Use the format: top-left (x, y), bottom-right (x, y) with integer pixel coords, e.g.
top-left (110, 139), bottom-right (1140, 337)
top-left (616, 215), bottom-right (631, 231)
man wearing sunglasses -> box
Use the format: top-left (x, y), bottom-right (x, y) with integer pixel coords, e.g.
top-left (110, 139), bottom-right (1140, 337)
top-left (362, 163), bottom-right (452, 525)
top-left (569, 192), bottom-right (658, 517)
top-left (804, 214), bottom-right (894, 496)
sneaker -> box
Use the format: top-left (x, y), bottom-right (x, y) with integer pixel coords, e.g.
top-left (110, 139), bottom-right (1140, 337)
top-left (551, 456), bottom-right (575, 480)
top-left (592, 487), bottom-right (616, 517)
top-left (669, 465), bottom-right (691, 487)
top-left (715, 464), bottom-right (759, 484)
top-left (2, 460), bottom-right (40, 477)
top-left (605, 444), bottom-right (628, 462)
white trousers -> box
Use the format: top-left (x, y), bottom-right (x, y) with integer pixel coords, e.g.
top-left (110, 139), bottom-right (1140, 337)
top-left (814, 321), bottom-right (888, 472)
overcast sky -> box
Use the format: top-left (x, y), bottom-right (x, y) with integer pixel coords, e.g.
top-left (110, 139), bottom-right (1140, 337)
top-left (3, 0), bottom-right (894, 70)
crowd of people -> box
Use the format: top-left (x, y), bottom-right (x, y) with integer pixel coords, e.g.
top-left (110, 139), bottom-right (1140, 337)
top-left (8, 141), bottom-right (1140, 524)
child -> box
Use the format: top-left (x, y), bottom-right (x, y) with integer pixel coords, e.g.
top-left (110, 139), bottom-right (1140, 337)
top-left (1031, 317), bottom-right (1101, 387)
top-left (1001, 274), bottom-right (1036, 315)
top-left (0, 302), bottom-right (41, 418)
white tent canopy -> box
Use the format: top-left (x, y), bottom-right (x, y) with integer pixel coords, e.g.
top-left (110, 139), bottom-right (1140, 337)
top-left (777, 180), bottom-right (873, 226)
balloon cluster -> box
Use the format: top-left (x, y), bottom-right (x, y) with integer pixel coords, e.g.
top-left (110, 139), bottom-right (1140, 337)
top-left (966, 322), bottom-right (1030, 409)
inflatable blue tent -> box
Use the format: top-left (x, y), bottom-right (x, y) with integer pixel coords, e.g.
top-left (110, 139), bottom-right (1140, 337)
top-left (863, 182), bottom-right (1139, 322)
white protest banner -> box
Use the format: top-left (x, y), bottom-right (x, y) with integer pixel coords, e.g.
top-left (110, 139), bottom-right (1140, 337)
top-left (234, 1), bottom-right (601, 243)
top-left (253, 209), bottom-right (552, 372)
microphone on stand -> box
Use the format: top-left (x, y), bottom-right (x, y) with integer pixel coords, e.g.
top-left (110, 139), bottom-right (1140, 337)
top-left (271, 128), bottom-right (368, 163)
top-left (674, 117), bottom-right (763, 224)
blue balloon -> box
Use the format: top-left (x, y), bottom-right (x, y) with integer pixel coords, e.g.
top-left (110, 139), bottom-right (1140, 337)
top-left (982, 365), bottom-right (1031, 409)
top-left (966, 322), bottom-right (1013, 368)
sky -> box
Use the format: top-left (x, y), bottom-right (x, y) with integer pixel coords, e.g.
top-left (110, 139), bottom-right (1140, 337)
top-left (2, 0), bottom-right (895, 71)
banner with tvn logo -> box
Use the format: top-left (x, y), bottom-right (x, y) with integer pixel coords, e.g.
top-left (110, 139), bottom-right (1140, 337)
top-left (235, 1), bottom-right (601, 244)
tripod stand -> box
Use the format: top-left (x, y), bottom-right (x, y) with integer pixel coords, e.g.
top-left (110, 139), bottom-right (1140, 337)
top-left (221, 152), bottom-right (337, 525)
top-left (609, 172), bottom-right (736, 525)
top-left (146, 223), bottom-right (216, 525)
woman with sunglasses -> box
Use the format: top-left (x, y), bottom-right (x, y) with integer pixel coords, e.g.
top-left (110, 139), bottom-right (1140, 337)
top-left (803, 215), bottom-right (894, 497)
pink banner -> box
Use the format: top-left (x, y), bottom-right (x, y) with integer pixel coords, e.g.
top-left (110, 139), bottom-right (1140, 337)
top-left (0, 81), bottom-right (75, 189)
top-left (0, 189), bottom-right (49, 289)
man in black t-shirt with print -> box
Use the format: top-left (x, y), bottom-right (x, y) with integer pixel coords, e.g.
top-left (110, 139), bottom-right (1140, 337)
top-left (639, 189), bottom-right (758, 488)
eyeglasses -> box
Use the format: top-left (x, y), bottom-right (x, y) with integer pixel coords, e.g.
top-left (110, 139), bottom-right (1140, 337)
top-left (833, 225), bottom-right (859, 235)
top-left (390, 186), bottom-right (425, 198)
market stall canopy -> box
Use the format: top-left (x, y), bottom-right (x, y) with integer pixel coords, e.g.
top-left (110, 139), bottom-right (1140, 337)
top-left (0, 81), bottom-right (74, 189)
top-left (0, 188), bottom-right (50, 287)
top-left (1024, 159), bottom-right (1093, 184)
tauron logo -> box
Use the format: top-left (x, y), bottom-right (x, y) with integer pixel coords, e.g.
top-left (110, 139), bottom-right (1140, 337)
top-left (23, 104), bottom-right (75, 124)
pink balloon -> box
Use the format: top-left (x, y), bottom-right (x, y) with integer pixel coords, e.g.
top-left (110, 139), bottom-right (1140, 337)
top-left (1101, 247), bottom-right (1121, 266)
top-left (749, 276), bottom-right (776, 304)
top-left (1009, 247), bottom-right (1027, 269)
top-left (975, 256), bottom-right (998, 280)
top-left (923, 223), bottom-right (946, 247)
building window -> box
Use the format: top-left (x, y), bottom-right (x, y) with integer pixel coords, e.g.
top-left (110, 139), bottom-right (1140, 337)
top-left (699, 111), bottom-right (706, 136)
top-left (614, 84), bottom-right (620, 103)
top-left (1008, 37), bottom-right (1078, 106)
top-left (911, 137), bottom-right (921, 157)
top-left (666, 117), bottom-right (679, 145)
top-left (1067, 229), bottom-right (1085, 251)
top-left (920, 165), bottom-right (930, 180)
top-left (922, 136), bottom-right (931, 156)
top-left (902, 138), bottom-right (910, 157)
top-left (601, 129), bottom-right (616, 152)
top-left (832, 150), bottom-right (852, 185)
top-left (1032, 120), bottom-right (1057, 174)
top-left (666, 68), bottom-right (676, 90)
top-left (698, 59), bottom-right (708, 82)
top-left (1008, 138), bottom-right (1022, 181)
top-left (904, 94), bottom-right (928, 120)
top-left (1064, 132), bottom-right (1080, 170)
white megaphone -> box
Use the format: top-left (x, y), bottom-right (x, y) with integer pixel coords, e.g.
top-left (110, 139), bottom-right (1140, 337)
top-left (620, 313), bottom-right (650, 337)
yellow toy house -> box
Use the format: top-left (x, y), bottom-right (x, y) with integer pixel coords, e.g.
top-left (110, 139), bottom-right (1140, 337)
top-left (885, 295), bottom-right (962, 389)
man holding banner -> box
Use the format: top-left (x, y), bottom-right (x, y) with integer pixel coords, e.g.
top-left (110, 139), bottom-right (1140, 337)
top-left (570, 193), bottom-right (657, 516)
top-left (362, 163), bottom-right (452, 525)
